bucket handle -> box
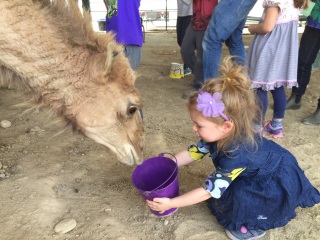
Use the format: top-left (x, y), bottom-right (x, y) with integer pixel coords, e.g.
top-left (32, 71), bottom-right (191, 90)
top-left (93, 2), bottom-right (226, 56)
top-left (147, 152), bottom-right (178, 193)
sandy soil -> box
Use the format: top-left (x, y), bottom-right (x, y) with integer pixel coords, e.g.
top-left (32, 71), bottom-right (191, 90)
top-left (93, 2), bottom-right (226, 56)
top-left (0, 32), bottom-right (320, 240)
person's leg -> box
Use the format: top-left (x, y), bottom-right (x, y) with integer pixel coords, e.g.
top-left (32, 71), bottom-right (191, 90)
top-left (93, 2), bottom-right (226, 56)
top-left (177, 16), bottom-right (192, 72)
top-left (181, 16), bottom-right (192, 43)
top-left (176, 16), bottom-right (184, 47)
top-left (124, 45), bottom-right (142, 70)
top-left (182, 16), bottom-right (192, 73)
top-left (255, 88), bottom-right (268, 122)
top-left (181, 27), bottom-right (199, 99)
top-left (202, 0), bottom-right (257, 80)
top-left (181, 26), bottom-right (196, 73)
top-left (225, 17), bottom-right (247, 66)
top-left (253, 88), bottom-right (268, 133)
top-left (264, 87), bottom-right (286, 138)
top-left (271, 86), bottom-right (286, 119)
top-left (193, 30), bottom-right (206, 85)
top-left (287, 26), bottom-right (320, 109)
top-left (303, 98), bottom-right (320, 125)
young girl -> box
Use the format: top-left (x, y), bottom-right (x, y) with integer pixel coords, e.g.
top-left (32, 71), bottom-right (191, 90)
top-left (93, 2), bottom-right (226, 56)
top-left (146, 57), bottom-right (320, 240)
top-left (246, 0), bottom-right (309, 138)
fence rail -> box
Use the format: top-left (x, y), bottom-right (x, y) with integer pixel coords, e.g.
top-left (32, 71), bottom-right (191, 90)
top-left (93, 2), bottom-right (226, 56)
top-left (91, 10), bottom-right (307, 33)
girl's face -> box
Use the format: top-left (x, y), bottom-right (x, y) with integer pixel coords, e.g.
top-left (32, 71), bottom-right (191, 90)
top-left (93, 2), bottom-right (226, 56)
top-left (189, 109), bottom-right (231, 143)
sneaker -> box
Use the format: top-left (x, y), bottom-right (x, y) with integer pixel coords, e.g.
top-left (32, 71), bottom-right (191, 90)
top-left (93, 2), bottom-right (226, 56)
top-left (184, 68), bottom-right (192, 76)
top-left (263, 120), bottom-right (283, 138)
top-left (226, 226), bottom-right (266, 240)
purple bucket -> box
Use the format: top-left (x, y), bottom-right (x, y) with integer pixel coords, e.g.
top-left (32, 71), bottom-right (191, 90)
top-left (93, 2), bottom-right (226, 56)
top-left (132, 153), bottom-right (179, 217)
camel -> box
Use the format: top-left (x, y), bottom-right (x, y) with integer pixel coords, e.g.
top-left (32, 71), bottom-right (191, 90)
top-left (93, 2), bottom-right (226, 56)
top-left (0, 0), bottom-right (145, 165)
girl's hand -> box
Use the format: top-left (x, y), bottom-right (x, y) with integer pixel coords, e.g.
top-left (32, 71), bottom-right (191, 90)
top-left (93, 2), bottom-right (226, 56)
top-left (146, 198), bottom-right (173, 214)
top-left (248, 25), bottom-right (255, 34)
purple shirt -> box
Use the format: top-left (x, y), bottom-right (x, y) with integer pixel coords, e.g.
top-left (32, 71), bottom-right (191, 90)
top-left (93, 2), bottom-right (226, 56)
top-left (105, 0), bottom-right (143, 47)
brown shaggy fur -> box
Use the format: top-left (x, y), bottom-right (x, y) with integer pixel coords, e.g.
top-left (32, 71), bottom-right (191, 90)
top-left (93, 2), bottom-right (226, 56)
top-left (0, 0), bottom-right (145, 165)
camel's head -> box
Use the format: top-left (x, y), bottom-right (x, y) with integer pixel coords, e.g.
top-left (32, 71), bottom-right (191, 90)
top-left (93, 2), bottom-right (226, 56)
top-left (66, 41), bottom-right (145, 165)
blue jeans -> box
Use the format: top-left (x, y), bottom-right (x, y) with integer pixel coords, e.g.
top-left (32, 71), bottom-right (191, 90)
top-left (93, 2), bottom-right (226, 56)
top-left (124, 45), bottom-right (142, 70)
top-left (292, 26), bottom-right (320, 96)
top-left (203, 0), bottom-right (257, 80)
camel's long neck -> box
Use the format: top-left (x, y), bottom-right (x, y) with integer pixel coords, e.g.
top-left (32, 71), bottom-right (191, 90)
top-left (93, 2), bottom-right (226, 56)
top-left (0, 1), bottom-right (90, 95)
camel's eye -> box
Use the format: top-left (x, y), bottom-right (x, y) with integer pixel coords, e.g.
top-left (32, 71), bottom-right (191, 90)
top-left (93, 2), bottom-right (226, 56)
top-left (113, 51), bottom-right (118, 57)
top-left (128, 105), bottom-right (138, 116)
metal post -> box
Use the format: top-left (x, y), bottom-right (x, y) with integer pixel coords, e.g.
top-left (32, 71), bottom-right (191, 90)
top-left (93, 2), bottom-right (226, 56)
top-left (165, 0), bottom-right (167, 31)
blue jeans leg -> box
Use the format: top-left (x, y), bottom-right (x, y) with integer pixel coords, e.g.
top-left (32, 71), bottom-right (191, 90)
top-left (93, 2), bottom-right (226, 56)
top-left (202, 0), bottom-right (257, 80)
top-left (293, 26), bottom-right (320, 96)
top-left (124, 45), bottom-right (142, 70)
top-left (225, 17), bottom-right (247, 66)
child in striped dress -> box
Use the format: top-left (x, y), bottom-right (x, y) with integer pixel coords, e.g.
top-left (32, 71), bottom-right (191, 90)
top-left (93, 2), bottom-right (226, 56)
top-left (246, 0), bottom-right (308, 138)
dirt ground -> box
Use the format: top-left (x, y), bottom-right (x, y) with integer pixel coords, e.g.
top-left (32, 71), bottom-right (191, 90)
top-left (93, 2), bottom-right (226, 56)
top-left (0, 32), bottom-right (320, 240)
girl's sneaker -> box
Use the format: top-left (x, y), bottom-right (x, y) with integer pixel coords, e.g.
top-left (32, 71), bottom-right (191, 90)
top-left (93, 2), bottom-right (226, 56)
top-left (226, 226), bottom-right (266, 240)
top-left (263, 120), bottom-right (283, 138)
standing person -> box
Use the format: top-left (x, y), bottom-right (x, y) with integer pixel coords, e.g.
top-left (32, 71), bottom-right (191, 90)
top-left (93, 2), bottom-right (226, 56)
top-left (246, 0), bottom-right (308, 138)
top-left (105, 0), bottom-right (143, 70)
top-left (286, 0), bottom-right (320, 126)
top-left (177, 0), bottom-right (193, 75)
top-left (146, 57), bottom-right (320, 240)
top-left (181, 0), bottom-right (218, 99)
top-left (202, 0), bottom-right (258, 80)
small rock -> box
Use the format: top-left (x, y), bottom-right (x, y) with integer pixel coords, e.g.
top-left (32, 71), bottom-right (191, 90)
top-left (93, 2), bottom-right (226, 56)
top-left (0, 120), bottom-right (12, 128)
top-left (28, 126), bottom-right (44, 133)
top-left (0, 173), bottom-right (6, 179)
top-left (164, 220), bottom-right (169, 226)
top-left (54, 218), bottom-right (77, 234)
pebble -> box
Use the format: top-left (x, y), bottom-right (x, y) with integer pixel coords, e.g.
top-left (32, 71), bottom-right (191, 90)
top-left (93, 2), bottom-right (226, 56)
top-left (28, 126), bottom-right (44, 133)
top-left (0, 173), bottom-right (5, 179)
top-left (0, 120), bottom-right (12, 128)
top-left (54, 218), bottom-right (77, 234)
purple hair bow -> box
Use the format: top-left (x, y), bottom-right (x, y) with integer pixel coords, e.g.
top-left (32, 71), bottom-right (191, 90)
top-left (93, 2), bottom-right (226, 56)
top-left (196, 90), bottom-right (230, 121)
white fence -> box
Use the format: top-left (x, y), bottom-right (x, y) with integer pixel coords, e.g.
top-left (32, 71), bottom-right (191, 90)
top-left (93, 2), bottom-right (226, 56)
top-left (83, 0), bottom-right (305, 33)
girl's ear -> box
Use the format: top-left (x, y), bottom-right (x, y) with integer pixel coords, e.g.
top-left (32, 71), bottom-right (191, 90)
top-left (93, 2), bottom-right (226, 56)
top-left (222, 121), bottom-right (234, 133)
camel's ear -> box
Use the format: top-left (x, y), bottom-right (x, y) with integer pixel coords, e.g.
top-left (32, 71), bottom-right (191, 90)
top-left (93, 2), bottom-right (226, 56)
top-left (104, 42), bottom-right (118, 76)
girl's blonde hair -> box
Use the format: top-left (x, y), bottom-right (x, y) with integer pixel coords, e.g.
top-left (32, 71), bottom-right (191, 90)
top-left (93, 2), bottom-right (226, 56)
top-left (187, 56), bottom-right (261, 152)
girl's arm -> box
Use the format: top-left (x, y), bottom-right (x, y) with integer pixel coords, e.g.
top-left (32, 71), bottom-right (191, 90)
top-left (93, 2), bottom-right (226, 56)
top-left (146, 187), bottom-right (211, 213)
top-left (174, 150), bottom-right (194, 167)
top-left (248, 7), bottom-right (280, 35)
